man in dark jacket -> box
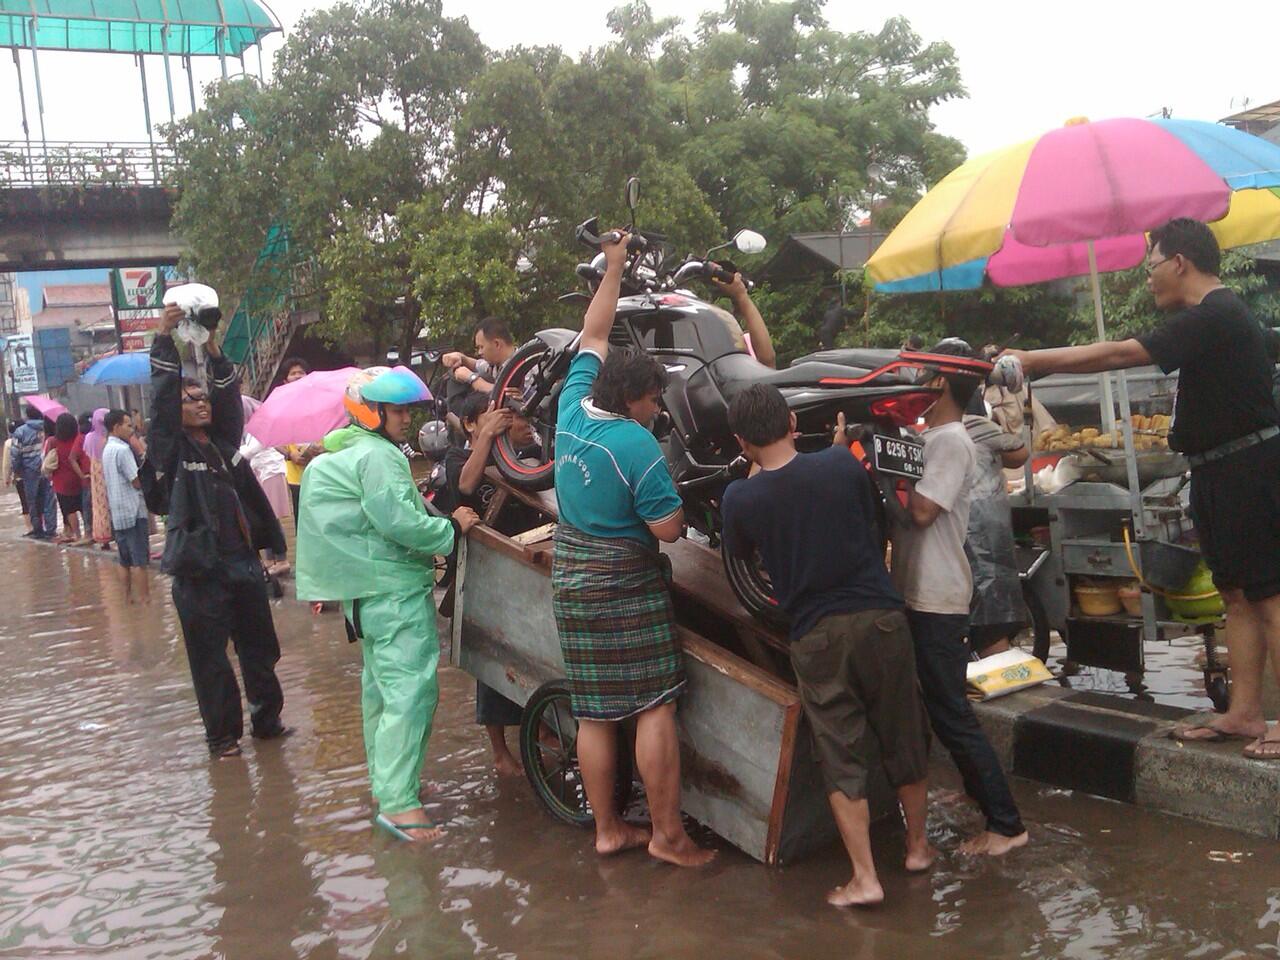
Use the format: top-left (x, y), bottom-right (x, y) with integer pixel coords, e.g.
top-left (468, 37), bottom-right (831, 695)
top-left (151, 303), bottom-right (289, 759)
top-left (12, 408), bottom-right (53, 539)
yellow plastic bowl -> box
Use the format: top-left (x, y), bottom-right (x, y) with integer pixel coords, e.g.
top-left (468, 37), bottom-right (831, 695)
top-left (1075, 583), bottom-right (1122, 617)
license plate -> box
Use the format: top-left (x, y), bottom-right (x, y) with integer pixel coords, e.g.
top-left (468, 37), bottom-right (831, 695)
top-left (872, 433), bottom-right (925, 480)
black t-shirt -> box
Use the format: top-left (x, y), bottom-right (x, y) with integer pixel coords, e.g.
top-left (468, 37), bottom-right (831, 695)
top-left (1139, 289), bottom-right (1279, 455)
top-left (440, 443), bottom-right (543, 536)
top-left (721, 444), bottom-right (903, 641)
top-left (440, 444), bottom-right (497, 515)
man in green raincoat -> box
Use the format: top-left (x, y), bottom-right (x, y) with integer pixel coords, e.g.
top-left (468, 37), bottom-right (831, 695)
top-left (297, 366), bottom-right (479, 842)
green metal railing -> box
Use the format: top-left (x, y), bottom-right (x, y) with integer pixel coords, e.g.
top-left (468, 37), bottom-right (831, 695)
top-left (222, 223), bottom-right (312, 398)
top-left (0, 140), bottom-right (177, 188)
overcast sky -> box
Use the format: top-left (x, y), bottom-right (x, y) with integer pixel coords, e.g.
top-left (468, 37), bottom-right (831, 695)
top-left (2, 0), bottom-right (1277, 158)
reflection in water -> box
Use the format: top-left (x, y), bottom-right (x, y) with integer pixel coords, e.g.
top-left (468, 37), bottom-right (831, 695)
top-left (0, 492), bottom-right (1278, 959)
top-left (207, 750), bottom-right (336, 959)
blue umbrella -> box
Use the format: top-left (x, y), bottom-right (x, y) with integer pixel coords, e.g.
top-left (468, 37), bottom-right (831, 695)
top-left (81, 352), bottom-right (151, 386)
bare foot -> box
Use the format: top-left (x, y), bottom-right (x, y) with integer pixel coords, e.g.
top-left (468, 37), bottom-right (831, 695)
top-left (904, 843), bottom-right (938, 873)
top-left (1243, 735), bottom-right (1280, 760)
top-left (493, 753), bottom-right (524, 777)
top-left (596, 821), bottom-right (651, 856)
top-left (1173, 718), bottom-right (1266, 742)
top-left (960, 830), bottom-right (1028, 856)
top-left (648, 833), bottom-right (716, 867)
top-left (826, 876), bottom-right (885, 908)
top-left (386, 810), bottom-right (444, 842)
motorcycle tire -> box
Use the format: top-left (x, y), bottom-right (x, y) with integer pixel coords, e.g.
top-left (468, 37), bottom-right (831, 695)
top-left (491, 339), bottom-right (558, 491)
top-left (722, 544), bottom-right (791, 633)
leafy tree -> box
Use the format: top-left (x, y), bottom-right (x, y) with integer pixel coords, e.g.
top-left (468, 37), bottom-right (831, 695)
top-left (654, 3), bottom-right (967, 241)
top-left (449, 43), bottom-right (723, 340)
top-left (1071, 250), bottom-right (1280, 343)
top-left (406, 207), bottom-right (525, 344)
top-left (166, 77), bottom-right (289, 313)
top-left (169, 0), bottom-right (972, 365)
top-left (610, 0), bottom-right (969, 363)
top-left (168, 0), bottom-right (486, 356)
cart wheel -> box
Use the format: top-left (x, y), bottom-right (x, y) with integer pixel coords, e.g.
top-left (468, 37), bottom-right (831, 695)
top-left (1019, 580), bottom-right (1052, 664)
top-left (519, 680), bottom-right (635, 828)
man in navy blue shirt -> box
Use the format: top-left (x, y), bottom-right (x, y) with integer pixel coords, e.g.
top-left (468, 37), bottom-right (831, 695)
top-left (721, 384), bottom-right (932, 908)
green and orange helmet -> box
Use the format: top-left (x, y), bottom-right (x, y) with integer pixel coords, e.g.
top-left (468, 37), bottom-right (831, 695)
top-left (343, 366), bottom-right (433, 432)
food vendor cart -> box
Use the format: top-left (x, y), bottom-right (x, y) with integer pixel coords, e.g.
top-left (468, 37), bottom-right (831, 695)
top-left (1009, 367), bottom-right (1228, 709)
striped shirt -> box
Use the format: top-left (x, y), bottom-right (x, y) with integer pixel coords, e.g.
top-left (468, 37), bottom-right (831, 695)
top-left (102, 436), bottom-right (147, 528)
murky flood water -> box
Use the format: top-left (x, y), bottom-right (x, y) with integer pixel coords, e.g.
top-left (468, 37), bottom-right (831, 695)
top-left (1, 492), bottom-right (1277, 960)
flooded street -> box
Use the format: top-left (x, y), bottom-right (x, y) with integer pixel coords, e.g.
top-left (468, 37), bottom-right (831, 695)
top-left (1, 493), bottom-right (1278, 960)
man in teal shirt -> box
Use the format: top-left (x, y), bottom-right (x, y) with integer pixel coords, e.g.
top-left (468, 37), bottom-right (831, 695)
top-left (551, 231), bottom-right (713, 868)
top-left (298, 366), bottom-right (479, 842)
top-left (554, 349), bottom-right (682, 542)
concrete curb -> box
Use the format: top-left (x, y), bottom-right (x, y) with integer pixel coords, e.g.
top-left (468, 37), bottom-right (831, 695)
top-left (972, 686), bottom-right (1280, 839)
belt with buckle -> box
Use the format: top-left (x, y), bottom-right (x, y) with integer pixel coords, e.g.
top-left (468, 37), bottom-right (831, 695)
top-left (1187, 425), bottom-right (1280, 468)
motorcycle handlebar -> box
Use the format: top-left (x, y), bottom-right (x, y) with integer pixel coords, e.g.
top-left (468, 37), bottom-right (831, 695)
top-left (600, 230), bottom-right (649, 253)
top-left (671, 259), bottom-right (754, 291)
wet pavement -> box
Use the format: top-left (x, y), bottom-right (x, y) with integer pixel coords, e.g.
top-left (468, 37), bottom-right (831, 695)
top-left (1, 492), bottom-right (1278, 960)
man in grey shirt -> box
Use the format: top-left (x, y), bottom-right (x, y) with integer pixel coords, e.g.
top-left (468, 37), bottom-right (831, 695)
top-left (889, 339), bottom-right (1028, 857)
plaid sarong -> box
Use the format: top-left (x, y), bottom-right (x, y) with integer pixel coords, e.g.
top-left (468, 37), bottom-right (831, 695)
top-left (551, 523), bottom-right (685, 720)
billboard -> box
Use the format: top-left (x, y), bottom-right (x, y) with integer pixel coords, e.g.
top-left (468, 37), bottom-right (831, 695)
top-left (111, 267), bottom-right (166, 310)
top-left (5, 334), bottom-right (38, 392)
top-left (119, 310), bottom-right (163, 335)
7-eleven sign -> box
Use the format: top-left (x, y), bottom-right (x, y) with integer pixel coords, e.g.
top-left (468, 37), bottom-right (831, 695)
top-left (111, 267), bottom-right (166, 310)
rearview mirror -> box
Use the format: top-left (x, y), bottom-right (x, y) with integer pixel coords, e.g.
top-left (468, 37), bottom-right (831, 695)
top-left (734, 229), bottom-right (767, 255)
top-left (625, 177), bottom-right (641, 216)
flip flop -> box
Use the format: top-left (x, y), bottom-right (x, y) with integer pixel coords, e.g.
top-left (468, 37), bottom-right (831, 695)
top-left (1169, 723), bottom-right (1253, 744)
top-left (1242, 738), bottom-right (1280, 761)
top-left (374, 813), bottom-right (443, 842)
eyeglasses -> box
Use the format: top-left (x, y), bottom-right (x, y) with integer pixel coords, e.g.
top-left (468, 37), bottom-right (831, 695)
top-left (1144, 256), bottom-right (1176, 276)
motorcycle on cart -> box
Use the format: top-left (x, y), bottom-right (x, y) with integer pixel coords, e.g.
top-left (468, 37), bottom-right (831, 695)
top-left (484, 178), bottom-right (994, 631)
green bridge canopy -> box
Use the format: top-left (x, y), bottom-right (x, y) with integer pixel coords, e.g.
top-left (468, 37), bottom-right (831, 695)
top-left (1, 0), bottom-right (280, 57)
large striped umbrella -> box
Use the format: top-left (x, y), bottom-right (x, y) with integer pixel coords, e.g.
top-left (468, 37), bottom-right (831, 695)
top-left (867, 117), bottom-right (1280, 293)
top-left (865, 116), bottom-right (1280, 438)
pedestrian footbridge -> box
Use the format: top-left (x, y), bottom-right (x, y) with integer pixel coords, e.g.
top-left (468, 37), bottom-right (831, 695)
top-left (0, 141), bottom-right (182, 271)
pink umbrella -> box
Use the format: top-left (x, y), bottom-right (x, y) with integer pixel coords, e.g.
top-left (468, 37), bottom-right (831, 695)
top-left (244, 367), bottom-right (361, 447)
top-left (22, 395), bottom-right (69, 420)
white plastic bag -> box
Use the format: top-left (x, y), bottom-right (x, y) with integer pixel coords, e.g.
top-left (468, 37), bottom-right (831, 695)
top-left (162, 283), bottom-right (219, 346)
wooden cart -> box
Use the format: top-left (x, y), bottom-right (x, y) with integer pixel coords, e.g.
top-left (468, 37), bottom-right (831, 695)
top-left (451, 474), bottom-right (892, 865)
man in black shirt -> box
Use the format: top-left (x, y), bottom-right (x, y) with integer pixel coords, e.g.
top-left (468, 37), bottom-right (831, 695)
top-left (1008, 218), bottom-right (1280, 759)
top-left (721, 384), bottom-right (933, 908)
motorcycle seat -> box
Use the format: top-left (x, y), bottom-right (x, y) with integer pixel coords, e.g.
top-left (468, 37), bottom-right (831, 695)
top-left (707, 351), bottom-right (890, 397)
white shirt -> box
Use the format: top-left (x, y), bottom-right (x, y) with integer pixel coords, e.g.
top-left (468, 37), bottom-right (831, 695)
top-left (890, 421), bottom-right (978, 615)
top-left (102, 436), bottom-right (148, 528)
top-left (239, 432), bottom-right (286, 482)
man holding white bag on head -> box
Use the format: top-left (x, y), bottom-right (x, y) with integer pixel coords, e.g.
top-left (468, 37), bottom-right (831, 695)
top-left (151, 284), bottom-right (290, 760)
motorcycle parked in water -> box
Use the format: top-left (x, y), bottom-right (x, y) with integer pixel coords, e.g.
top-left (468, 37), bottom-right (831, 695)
top-left (488, 184), bottom-right (993, 628)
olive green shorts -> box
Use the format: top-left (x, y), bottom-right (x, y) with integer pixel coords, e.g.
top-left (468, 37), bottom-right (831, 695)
top-left (789, 609), bottom-right (931, 799)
